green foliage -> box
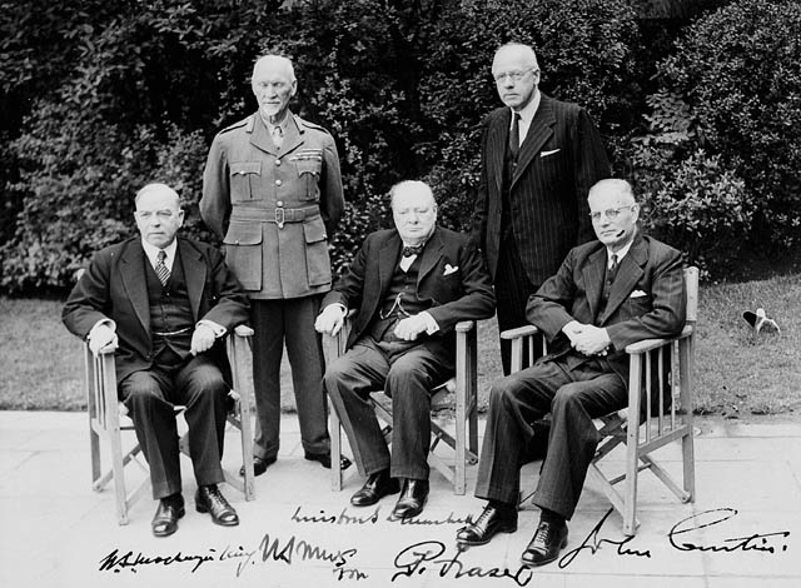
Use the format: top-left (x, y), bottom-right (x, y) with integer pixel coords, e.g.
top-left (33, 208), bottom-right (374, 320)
top-left (655, 0), bottom-right (801, 248)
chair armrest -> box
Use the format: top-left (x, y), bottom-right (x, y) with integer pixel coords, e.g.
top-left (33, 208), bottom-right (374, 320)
top-left (233, 324), bottom-right (254, 337)
top-left (455, 320), bottom-right (475, 333)
top-left (624, 325), bottom-right (694, 355)
top-left (500, 324), bottom-right (540, 340)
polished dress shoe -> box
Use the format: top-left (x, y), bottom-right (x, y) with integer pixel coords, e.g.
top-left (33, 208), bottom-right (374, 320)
top-left (152, 495), bottom-right (185, 538)
top-left (521, 519), bottom-right (568, 567)
top-left (391, 478), bottom-right (429, 519)
top-left (304, 451), bottom-right (353, 470)
top-left (239, 455), bottom-right (276, 477)
top-left (350, 470), bottom-right (400, 506)
top-left (456, 502), bottom-right (518, 546)
top-left (195, 484), bottom-right (239, 527)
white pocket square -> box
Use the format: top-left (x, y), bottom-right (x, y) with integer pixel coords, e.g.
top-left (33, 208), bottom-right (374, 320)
top-left (540, 148), bottom-right (561, 158)
top-left (630, 290), bottom-right (648, 298)
top-left (443, 264), bottom-right (459, 276)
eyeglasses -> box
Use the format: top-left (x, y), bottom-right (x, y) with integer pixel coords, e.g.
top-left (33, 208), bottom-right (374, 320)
top-left (493, 68), bottom-right (537, 83)
top-left (589, 205), bottom-right (636, 222)
top-left (136, 210), bottom-right (178, 220)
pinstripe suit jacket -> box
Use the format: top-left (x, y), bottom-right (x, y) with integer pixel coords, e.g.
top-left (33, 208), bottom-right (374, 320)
top-left (472, 94), bottom-right (610, 286)
top-left (526, 233), bottom-right (686, 383)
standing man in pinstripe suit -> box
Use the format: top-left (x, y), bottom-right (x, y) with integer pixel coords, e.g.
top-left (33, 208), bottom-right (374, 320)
top-left (471, 43), bottom-right (610, 375)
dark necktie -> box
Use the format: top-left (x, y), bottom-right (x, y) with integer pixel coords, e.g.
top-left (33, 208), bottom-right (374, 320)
top-left (509, 112), bottom-right (521, 160)
top-left (155, 249), bottom-right (170, 286)
top-left (402, 244), bottom-right (424, 258)
top-left (608, 253), bottom-right (619, 284)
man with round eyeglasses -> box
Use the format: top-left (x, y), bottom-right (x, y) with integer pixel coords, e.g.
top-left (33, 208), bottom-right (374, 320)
top-left (471, 42), bottom-right (611, 376)
top-left (459, 179), bottom-right (686, 567)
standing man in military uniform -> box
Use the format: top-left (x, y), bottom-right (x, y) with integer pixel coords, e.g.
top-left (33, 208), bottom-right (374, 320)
top-left (201, 54), bottom-right (350, 475)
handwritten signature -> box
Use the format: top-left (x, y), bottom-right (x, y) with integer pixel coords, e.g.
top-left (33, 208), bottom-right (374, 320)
top-left (290, 504), bottom-right (469, 527)
top-left (669, 508), bottom-right (790, 554)
top-left (98, 548), bottom-right (217, 574)
top-left (392, 540), bottom-right (532, 586)
top-left (558, 508), bottom-right (651, 568)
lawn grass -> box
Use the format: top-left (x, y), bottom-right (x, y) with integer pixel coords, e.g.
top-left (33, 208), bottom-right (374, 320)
top-left (2, 272), bottom-right (800, 419)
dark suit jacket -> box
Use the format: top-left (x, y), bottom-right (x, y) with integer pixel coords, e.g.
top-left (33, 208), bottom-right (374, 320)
top-left (472, 94), bottom-right (610, 286)
top-left (62, 237), bottom-right (250, 383)
top-left (527, 233), bottom-right (686, 383)
top-left (321, 227), bottom-right (496, 350)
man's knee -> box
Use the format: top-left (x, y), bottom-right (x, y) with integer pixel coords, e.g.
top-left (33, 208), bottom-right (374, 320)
top-left (185, 364), bottom-right (228, 405)
top-left (323, 356), bottom-right (352, 393)
top-left (551, 383), bottom-right (585, 415)
top-left (488, 374), bottom-right (528, 411)
top-left (121, 372), bottom-right (164, 407)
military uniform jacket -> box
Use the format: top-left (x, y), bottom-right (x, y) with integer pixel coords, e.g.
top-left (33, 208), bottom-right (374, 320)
top-left (201, 111), bottom-right (345, 299)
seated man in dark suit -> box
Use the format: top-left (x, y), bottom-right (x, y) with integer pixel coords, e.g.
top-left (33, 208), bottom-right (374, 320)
top-left (63, 183), bottom-right (250, 537)
top-left (315, 180), bottom-right (495, 519)
top-left (457, 179), bottom-right (686, 566)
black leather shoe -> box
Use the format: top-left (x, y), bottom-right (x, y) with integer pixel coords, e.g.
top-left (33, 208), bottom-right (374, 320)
top-left (240, 455), bottom-right (276, 477)
top-left (304, 451), bottom-right (353, 470)
top-left (521, 519), bottom-right (568, 567)
top-left (195, 484), bottom-right (239, 527)
top-left (456, 502), bottom-right (518, 546)
top-left (391, 478), bottom-right (429, 519)
top-left (152, 495), bottom-right (185, 538)
top-left (350, 470), bottom-right (400, 506)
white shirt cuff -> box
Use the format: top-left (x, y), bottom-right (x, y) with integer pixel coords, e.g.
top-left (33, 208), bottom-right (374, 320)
top-left (197, 319), bottom-right (226, 338)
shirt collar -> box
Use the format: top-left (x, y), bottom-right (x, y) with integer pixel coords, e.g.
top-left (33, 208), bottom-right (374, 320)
top-left (607, 237), bottom-right (634, 267)
top-left (259, 110), bottom-right (292, 133)
top-left (511, 88), bottom-right (541, 126)
top-left (141, 238), bottom-right (178, 270)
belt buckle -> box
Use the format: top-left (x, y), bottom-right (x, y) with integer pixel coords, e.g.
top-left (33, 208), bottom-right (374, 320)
top-left (274, 207), bottom-right (285, 229)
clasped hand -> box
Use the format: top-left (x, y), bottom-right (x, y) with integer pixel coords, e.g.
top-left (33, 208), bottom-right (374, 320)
top-left (393, 314), bottom-right (429, 341)
top-left (562, 320), bottom-right (611, 356)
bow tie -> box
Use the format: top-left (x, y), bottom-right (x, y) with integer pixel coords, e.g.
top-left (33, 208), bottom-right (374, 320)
top-left (401, 244), bottom-right (425, 258)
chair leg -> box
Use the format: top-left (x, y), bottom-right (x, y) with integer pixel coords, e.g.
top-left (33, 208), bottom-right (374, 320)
top-left (623, 355), bottom-right (644, 537)
top-left (680, 337), bottom-right (696, 502)
top-left (330, 398), bottom-right (343, 491)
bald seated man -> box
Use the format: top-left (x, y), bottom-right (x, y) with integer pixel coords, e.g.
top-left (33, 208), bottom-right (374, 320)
top-left (317, 180), bottom-right (495, 520)
top-left (459, 179), bottom-right (686, 567)
top-left (202, 54), bottom-right (348, 477)
top-left (63, 183), bottom-right (251, 537)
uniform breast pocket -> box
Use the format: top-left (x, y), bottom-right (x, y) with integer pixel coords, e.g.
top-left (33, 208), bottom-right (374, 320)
top-left (229, 161), bottom-right (261, 202)
top-left (292, 150), bottom-right (323, 202)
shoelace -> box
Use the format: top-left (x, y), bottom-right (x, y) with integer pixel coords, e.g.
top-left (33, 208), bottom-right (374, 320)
top-left (531, 521), bottom-right (555, 550)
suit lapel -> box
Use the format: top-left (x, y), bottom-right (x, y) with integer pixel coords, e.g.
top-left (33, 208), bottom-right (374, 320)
top-left (417, 229), bottom-right (444, 286)
top-left (489, 110), bottom-right (508, 194)
top-left (179, 239), bottom-right (206, 321)
top-left (378, 232), bottom-right (401, 298)
top-left (599, 235), bottom-right (647, 324)
top-left (278, 114), bottom-right (304, 158)
top-left (119, 242), bottom-right (150, 336)
top-left (582, 246), bottom-right (607, 322)
top-left (512, 95), bottom-right (556, 189)
top-left (249, 113), bottom-right (277, 155)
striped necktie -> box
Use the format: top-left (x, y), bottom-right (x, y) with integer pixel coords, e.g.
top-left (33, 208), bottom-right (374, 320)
top-left (155, 250), bottom-right (170, 286)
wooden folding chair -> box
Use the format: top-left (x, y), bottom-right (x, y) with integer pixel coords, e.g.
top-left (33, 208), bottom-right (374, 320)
top-left (322, 315), bottom-right (479, 495)
top-left (506, 267), bottom-right (698, 536)
top-left (85, 325), bottom-right (256, 525)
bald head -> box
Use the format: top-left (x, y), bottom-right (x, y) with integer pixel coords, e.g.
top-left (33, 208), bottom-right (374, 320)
top-left (134, 183), bottom-right (180, 207)
top-left (252, 54), bottom-right (295, 83)
top-left (493, 43), bottom-right (539, 71)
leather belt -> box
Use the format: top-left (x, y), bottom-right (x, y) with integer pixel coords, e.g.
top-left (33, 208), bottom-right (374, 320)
top-left (230, 205), bottom-right (320, 229)
top-left (152, 327), bottom-right (193, 337)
